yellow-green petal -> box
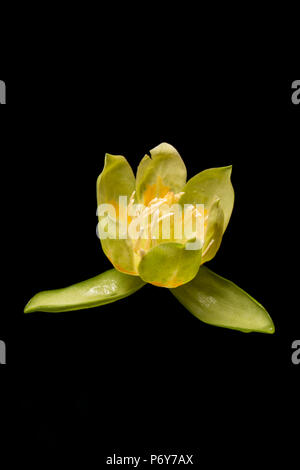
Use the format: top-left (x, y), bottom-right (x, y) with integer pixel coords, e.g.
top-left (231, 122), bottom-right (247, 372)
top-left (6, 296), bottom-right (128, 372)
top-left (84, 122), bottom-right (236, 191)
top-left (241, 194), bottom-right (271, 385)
top-left (180, 166), bottom-right (234, 233)
top-left (97, 153), bottom-right (137, 274)
top-left (97, 153), bottom-right (135, 205)
top-left (24, 269), bottom-right (145, 313)
top-left (138, 240), bottom-right (202, 288)
top-left (201, 199), bottom-right (224, 265)
top-left (136, 143), bottom-right (187, 204)
top-left (171, 266), bottom-right (275, 334)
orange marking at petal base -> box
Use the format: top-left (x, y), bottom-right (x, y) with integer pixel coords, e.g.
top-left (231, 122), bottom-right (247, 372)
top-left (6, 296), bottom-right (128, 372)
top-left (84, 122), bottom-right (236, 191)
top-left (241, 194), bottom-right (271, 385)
top-left (114, 265), bottom-right (139, 276)
top-left (104, 252), bottom-right (138, 276)
top-left (151, 280), bottom-right (183, 288)
top-left (107, 199), bottom-right (120, 218)
top-left (143, 176), bottom-right (170, 206)
top-left (107, 199), bottom-right (132, 224)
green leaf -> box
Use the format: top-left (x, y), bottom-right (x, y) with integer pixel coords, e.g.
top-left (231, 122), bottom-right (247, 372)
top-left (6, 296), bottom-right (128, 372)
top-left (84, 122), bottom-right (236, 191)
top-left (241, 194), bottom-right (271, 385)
top-left (24, 269), bottom-right (145, 313)
top-left (138, 240), bottom-right (202, 288)
top-left (170, 266), bottom-right (274, 334)
top-left (136, 143), bottom-right (187, 203)
top-left (179, 166), bottom-right (234, 233)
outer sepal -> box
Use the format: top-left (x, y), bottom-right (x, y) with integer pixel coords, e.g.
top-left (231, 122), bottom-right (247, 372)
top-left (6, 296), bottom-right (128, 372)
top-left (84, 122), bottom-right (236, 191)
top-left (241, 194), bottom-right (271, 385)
top-left (24, 269), bottom-right (145, 313)
top-left (170, 266), bottom-right (275, 334)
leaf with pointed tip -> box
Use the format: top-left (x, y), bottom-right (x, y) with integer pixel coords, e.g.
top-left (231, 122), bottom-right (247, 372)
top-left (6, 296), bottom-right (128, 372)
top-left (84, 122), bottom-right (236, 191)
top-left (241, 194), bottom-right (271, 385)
top-left (24, 269), bottom-right (145, 313)
top-left (170, 266), bottom-right (274, 334)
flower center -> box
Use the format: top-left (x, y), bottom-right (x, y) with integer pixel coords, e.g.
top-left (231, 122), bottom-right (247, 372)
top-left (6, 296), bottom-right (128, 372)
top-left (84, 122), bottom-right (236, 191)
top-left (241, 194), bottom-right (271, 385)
top-left (124, 189), bottom-right (207, 259)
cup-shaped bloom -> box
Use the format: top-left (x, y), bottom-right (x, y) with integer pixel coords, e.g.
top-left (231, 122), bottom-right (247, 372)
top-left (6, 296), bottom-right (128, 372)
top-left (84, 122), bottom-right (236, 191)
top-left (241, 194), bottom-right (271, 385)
top-left (25, 142), bottom-right (274, 334)
top-left (97, 143), bottom-right (234, 288)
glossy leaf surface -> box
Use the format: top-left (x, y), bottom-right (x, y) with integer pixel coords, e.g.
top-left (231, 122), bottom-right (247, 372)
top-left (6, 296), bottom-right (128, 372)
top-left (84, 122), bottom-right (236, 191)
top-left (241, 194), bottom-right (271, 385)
top-left (171, 266), bottom-right (274, 334)
top-left (24, 269), bottom-right (145, 313)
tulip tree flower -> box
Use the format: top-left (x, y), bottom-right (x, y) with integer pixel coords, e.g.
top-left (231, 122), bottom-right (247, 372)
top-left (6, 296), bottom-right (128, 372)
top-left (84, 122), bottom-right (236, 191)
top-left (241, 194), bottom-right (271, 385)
top-left (24, 143), bottom-right (274, 334)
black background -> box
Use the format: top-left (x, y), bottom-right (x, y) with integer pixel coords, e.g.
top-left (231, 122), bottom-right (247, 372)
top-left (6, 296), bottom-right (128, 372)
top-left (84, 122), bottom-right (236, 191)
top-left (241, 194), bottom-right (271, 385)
top-left (0, 73), bottom-right (299, 463)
